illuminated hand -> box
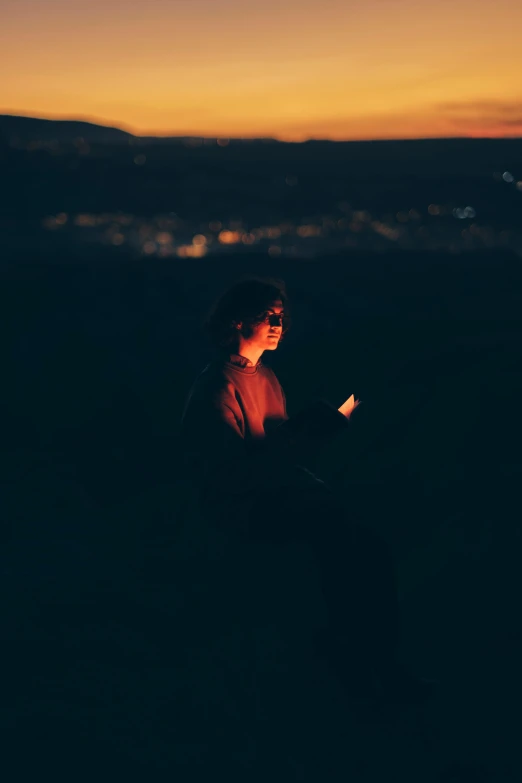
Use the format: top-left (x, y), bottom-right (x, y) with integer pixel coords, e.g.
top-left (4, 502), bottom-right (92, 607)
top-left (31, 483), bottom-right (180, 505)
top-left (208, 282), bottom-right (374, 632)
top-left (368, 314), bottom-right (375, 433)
top-left (338, 394), bottom-right (361, 420)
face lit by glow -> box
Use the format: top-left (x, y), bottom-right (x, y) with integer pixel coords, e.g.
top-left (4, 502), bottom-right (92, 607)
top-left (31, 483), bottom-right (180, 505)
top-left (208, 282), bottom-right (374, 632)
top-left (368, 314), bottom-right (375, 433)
top-left (236, 299), bottom-right (285, 362)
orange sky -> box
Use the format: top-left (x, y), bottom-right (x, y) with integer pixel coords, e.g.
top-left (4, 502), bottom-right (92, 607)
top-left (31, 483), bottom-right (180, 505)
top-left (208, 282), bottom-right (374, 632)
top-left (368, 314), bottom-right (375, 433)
top-left (1, 0), bottom-right (521, 140)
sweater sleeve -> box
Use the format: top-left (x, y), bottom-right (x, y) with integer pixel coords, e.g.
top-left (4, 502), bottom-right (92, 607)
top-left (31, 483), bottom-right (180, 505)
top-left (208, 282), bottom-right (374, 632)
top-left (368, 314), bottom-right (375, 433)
top-left (180, 379), bottom-right (333, 496)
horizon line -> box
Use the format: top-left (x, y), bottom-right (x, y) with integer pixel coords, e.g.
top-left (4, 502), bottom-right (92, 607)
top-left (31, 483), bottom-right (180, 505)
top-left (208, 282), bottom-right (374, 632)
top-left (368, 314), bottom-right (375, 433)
top-left (1, 110), bottom-right (522, 144)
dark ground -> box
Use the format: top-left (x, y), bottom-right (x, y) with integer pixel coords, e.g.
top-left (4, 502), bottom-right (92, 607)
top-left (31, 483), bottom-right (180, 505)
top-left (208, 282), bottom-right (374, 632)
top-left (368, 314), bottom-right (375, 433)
top-left (2, 245), bottom-right (522, 781)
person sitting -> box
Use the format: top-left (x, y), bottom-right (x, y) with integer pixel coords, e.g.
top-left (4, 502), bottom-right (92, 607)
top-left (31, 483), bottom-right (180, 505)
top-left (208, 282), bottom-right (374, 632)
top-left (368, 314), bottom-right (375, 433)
top-left (180, 275), bottom-right (433, 705)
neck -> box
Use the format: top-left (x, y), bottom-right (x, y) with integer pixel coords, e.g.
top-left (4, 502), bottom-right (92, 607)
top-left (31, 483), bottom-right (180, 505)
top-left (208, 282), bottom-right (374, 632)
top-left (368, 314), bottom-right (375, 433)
top-left (236, 340), bottom-right (263, 367)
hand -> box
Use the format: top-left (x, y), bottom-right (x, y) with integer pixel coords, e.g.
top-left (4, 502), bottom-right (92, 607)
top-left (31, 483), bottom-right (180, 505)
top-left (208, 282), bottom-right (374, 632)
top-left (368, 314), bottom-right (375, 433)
top-left (338, 394), bottom-right (361, 420)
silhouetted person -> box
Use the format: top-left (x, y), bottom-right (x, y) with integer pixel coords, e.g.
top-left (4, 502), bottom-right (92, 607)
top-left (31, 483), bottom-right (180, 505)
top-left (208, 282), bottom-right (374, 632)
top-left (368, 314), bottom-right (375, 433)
top-left (180, 276), bottom-right (432, 704)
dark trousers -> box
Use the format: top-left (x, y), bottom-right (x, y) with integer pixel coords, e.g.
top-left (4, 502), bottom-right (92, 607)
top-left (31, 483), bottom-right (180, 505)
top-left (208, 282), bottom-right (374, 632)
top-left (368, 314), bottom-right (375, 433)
top-left (206, 482), bottom-right (400, 672)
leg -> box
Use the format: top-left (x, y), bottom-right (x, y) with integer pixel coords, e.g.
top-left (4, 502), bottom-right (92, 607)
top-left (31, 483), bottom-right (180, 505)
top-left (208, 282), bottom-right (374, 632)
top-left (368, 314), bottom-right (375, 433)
top-left (314, 516), bottom-right (400, 671)
top-left (246, 484), bottom-right (435, 703)
top-left (246, 484), bottom-right (400, 668)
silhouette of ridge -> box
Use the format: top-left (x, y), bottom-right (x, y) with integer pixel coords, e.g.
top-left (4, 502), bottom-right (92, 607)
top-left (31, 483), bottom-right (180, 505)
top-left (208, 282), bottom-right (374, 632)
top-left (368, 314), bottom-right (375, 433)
top-left (0, 114), bottom-right (133, 144)
top-left (1, 112), bottom-right (521, 147)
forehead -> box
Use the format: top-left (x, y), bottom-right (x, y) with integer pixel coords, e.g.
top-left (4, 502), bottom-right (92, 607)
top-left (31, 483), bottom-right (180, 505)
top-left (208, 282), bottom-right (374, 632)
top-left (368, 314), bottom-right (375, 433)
top-left (266, 299), bottom-right (284, 312)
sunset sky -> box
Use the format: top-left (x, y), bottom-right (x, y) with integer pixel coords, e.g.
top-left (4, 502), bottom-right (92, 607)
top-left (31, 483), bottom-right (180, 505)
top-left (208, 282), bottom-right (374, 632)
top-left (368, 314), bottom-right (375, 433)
top-left (1, 0), bottom-right (521, 140)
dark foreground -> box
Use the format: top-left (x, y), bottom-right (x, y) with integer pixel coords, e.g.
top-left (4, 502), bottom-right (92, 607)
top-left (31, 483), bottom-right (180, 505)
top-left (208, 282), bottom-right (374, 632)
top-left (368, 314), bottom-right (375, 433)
top-left (2, 247), bottom-right (522, 780)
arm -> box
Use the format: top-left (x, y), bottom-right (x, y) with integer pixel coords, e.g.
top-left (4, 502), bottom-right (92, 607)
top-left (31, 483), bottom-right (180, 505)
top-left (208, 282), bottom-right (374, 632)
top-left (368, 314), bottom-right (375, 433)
top-left (180, 382), bottom-right (343, 496)
top-left (276, 375), bottom-right (352, 455)
top-left (274, 398), bottom-right (351, 449)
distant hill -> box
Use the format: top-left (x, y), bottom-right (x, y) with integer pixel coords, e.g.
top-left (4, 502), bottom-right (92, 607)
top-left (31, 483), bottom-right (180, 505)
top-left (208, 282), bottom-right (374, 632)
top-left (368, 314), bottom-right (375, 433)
top-left (0, 114), bottom-right (278, 146)
top-left (0, 115), bottom-right (134, 145)
top-left (0, 113), bottom-right (520, 155)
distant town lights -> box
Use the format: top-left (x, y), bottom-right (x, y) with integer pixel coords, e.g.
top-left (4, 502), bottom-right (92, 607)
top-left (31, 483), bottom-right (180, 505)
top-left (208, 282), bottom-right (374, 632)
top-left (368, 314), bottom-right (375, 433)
top-left (453, 206), bottom-right (476, 219)
top-left (142, 241), bottom-right (156, 255)
top-left (156, 232), bottom-right (173, 245)
top-left (218, 230), bottom-right (241, 244)
top-left (176, 244), bottom-right (207, 257)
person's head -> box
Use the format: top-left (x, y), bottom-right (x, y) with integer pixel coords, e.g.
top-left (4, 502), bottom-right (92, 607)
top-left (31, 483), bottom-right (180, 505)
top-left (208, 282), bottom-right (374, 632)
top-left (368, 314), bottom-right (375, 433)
top-left (203, 276), bottom-right (291, 362)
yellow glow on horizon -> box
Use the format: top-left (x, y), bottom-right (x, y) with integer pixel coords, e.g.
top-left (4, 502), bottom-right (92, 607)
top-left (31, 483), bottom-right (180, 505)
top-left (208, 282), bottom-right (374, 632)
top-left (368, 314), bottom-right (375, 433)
top-left (1, 0), bottom-right (521, 141)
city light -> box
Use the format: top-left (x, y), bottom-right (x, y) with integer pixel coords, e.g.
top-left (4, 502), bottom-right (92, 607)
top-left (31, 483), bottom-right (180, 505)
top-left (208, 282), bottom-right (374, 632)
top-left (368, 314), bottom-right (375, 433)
top-left (34, 153), bottom-right (522, 260)
top-left (218, 230), bottom-right (241, 244)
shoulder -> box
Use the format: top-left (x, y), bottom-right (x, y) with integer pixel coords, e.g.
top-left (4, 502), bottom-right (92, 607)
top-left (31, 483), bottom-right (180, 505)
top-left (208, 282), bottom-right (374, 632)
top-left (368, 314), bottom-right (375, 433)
top-left (259, 363), bottom-right (282, 387)
top-left (260, 363), bottom-right (278, 378)
top-left (189, 362), bottom-right (240, 405)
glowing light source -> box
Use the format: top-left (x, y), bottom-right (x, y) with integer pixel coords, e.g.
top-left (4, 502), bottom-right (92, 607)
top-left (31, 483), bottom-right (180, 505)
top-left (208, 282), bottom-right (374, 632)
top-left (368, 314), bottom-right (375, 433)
top-left (74, 214), bottom-right (97, 227)
top-left (371, 221), bottom-right (400, 241)
top-left (156, 231), bottom-right (173, 245)
top-left (142, 241), bottom-right (156, 254)
top-left (176, 244), bottom-right (207, 257)
top-left (218, 230), bottom-right (241, 244)
top-left (297, 224), bottom-right (322, 237)
top-left (503, 171), bottom-right (514, 183)
top-left (42, 213), bottom-right (68, 229)
top-left (453, 206), bottom-right (476, 219)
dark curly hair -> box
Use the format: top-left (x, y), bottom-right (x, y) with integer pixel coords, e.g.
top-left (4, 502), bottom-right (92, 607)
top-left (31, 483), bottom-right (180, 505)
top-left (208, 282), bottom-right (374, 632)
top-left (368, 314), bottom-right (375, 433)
top-left (202, 276), bottom-right (291, 350)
